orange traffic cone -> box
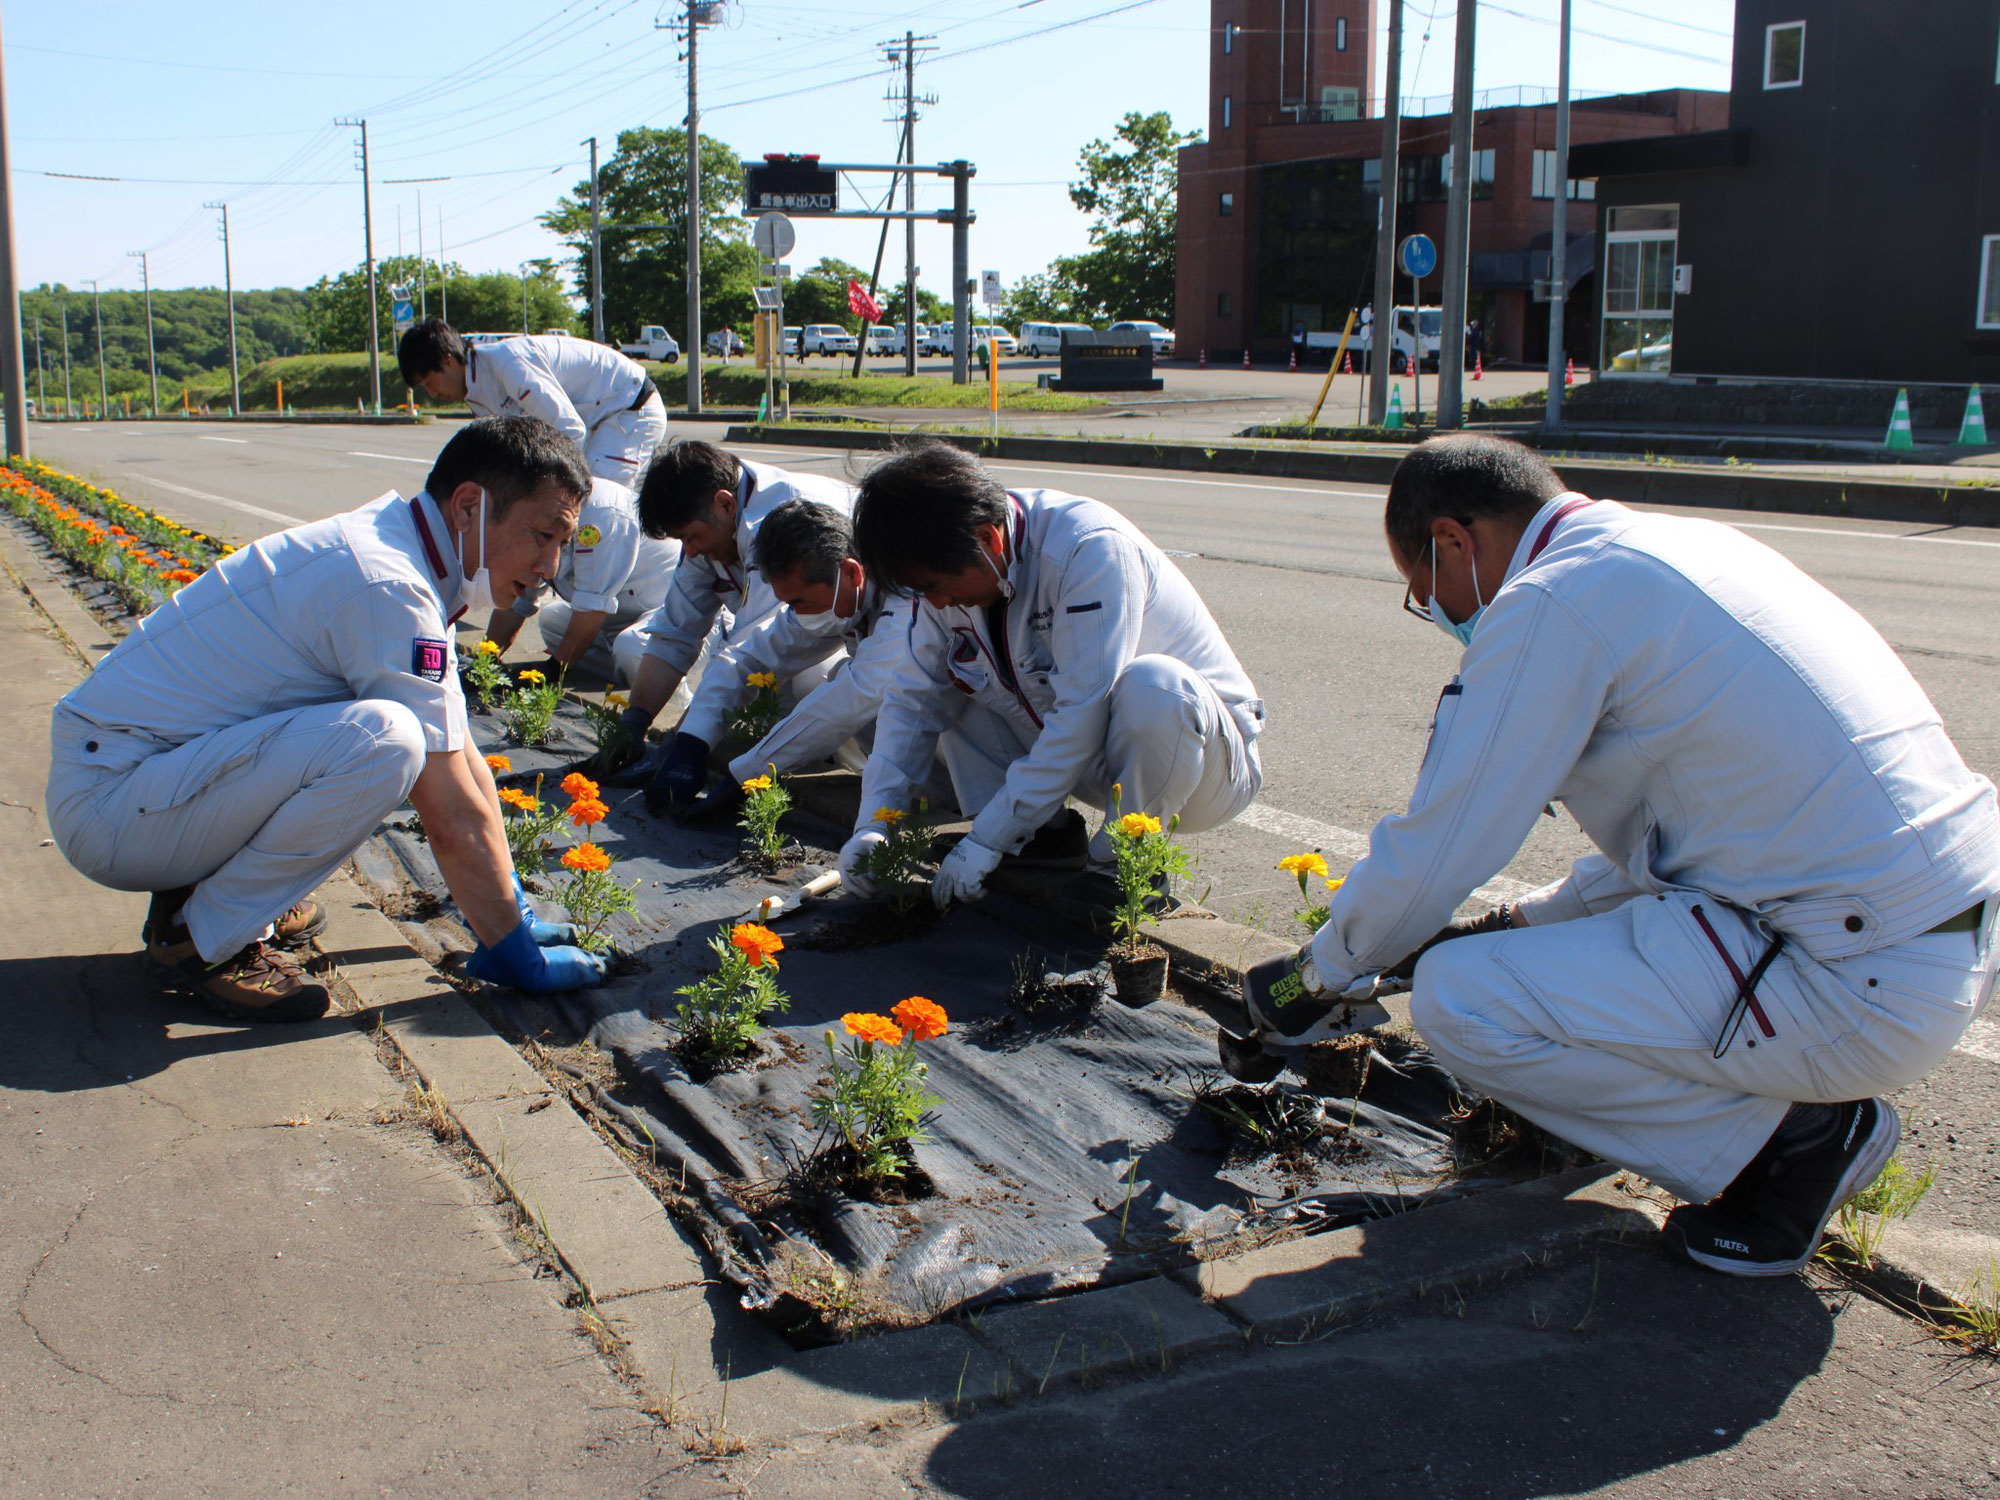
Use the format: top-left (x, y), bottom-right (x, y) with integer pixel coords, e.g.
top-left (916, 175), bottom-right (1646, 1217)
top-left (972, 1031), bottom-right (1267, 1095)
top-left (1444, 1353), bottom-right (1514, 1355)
top-left (1341, 350), bottom-right (1352, 374)
top-left (1242, 349), bottom-right (1251, 369)
top-left (1472, 352), bottom-right (1483, 381)
top-left (1289, 350), bottom-right (1298, 371)
top-left (1564, 356), bottom-right (1575, 389)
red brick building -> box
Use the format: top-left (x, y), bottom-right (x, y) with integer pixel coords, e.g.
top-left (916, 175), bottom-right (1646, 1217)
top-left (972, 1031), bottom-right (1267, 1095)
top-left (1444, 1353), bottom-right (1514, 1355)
top-left (1175, 0), bottom-right (1729, 365)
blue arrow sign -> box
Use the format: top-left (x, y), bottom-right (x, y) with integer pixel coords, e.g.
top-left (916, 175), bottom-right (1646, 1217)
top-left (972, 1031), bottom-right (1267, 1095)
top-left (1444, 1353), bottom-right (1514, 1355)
top-left (1398, 234), bottom-right (1437, 279)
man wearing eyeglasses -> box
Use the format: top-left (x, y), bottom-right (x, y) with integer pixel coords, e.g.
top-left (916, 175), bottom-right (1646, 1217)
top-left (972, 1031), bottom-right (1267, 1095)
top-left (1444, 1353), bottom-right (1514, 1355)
top-left (1239, 434), bottom-right (1999, 1279)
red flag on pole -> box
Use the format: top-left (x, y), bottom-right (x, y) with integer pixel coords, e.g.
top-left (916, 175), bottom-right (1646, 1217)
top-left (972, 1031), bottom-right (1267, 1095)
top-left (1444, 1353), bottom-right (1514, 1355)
top-left (847, 279), bottom-right (883, 323)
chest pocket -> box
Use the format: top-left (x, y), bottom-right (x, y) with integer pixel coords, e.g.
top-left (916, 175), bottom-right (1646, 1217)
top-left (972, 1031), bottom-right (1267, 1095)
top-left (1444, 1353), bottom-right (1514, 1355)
top-left (1410, 682), bottom-right (1463, 807)
top-left (947, 627), bottom-right (992, 696)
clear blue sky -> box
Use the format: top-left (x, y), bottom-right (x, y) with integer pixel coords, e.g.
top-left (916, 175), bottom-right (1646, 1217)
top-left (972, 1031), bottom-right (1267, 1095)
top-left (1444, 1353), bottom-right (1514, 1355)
top-left (7, 0), bottom-right (1735, 310)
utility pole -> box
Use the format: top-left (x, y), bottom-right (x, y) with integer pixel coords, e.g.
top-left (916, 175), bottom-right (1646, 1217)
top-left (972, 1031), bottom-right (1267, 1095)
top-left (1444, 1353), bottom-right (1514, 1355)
top-left (60, 301), bottom-right (71, 417)
top-left (1436, 0), bottom-right (1477, 428)
top-left (1369, 0), bottom-right (1403, 426)
top-left (87, 278), bottom-right (106, 417)
top-left (416, 186), bottom-right (426, 318)
top-left (336, 117), bottom-right (381, 414)
top-left (1544, 0), bottom-right (1573, 432)
top-left (438, 206), bottom-right (448, 324)
top-left (206, 200), bottom-right (241, 416)
top-left (519, 262), bottom-right (530, 335)
top-left (884, 31), bottom-right (935, 377)
top-left (32, 313), bottom-right (43, 414)
top-left (671, 1), bottom-right (710, 415)
top-left (127, 250), bottom-right (159, 416)
top-left (950, 161), bottom-right (972, 386)
top-left (584, 136), bottom-right (605, 343)
top-left (0, 8), bottom-right (28, 457)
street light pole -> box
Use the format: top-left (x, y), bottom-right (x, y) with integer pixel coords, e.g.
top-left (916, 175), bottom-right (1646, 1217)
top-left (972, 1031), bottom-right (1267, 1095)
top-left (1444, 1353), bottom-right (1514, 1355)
top-left (1437, 0), bottom-right (1477, 428)
top-left (32, 312), bottom-right (43, 414)
top-left (1544, 0), bottom-right (1573, 432)
top-left (1370, 0), bottom-right (1403, 426)
top-left (336, 117), bottom-right (381, 414)
top-left (87, 278), bottom-right (106, 417)
top-left (519, 262), bottom-right (530, 335)
top-left (60, 301), bottom-right (71, 417)
top-left (0, 7), bottom-right (27, 457)
top-left (127, 250), bottom-right (159, 416)
top-left (684, 0), bottom-right (705, 416)
top-left (206, 200), bottom-right (241, 416)
top-left (585, 136), bottom-right (605, 343)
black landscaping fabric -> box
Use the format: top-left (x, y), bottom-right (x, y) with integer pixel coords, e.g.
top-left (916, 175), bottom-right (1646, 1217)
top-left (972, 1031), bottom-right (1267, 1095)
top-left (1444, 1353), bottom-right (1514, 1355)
top-left (357, 699), bottom-right (1517, 1335)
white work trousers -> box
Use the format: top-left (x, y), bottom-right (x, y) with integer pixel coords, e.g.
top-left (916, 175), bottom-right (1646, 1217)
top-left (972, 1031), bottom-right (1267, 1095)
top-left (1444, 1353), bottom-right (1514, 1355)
top-left (1411, 889), bottom-right (1999, 1203)
top-left (533, 597), bottom-right (656, 691)
top-left (47, 701), bottom-right (426, 963)
top-left (949, 653), bottom-right (1262, 850)
top-left (584, 397), bottom-right (668, 486)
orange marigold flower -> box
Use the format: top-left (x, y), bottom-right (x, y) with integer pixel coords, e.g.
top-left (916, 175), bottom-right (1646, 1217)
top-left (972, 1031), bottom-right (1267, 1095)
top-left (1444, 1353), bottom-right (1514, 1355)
top-left (568, 797), bottom-right (609, 828)
top-left (842, 1012), bottom-right (903, 1046)
top-left (162, 568), bottom-right (199, 585)
top-left (561, 771), bottom-right (600, 802)
top-left (498, 787), bottom-right (539, 812)
top-left (729, 922), bottom-right (785, 968)
top-left (891, 995), bottom-right (948, 1041)
top-left (562, 841), bottom-right (611, 873)
top-left (484, 753), bottom-right (513, 773)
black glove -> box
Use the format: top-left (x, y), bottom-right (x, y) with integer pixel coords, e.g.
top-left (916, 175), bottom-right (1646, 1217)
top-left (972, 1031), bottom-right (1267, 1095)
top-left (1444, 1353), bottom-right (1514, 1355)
top-left (513, 656), bottom-right (566, 687)
top-left (644, 732), bottom-right (711, 815)
top-left (681, 773), bottom-right (748, 824)
top-left (592, 706), bottom-right (655, 779)
top-left (1382, 905), bottom-right (1516, 984)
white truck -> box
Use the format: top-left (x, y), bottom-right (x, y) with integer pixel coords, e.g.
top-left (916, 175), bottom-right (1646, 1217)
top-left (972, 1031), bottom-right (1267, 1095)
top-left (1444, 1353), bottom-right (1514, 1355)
top-left (618, 326), bottom-right (681, 363)
top-left (1318, 306), bottom-right (1442, 374)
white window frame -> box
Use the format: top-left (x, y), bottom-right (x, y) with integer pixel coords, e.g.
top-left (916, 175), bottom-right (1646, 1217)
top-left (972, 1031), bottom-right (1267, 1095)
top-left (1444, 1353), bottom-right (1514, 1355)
top-left (1979, 234), bottom-right (2000, 330)
top-left (1764, 21), bottom-right (1805, 90)
top-left (1336, 16), bottom-right (1348, 50)
top-left (1223, 21), bottom-right (1234, 55)
top-left (1223, 94), bottom-right (1233, 129)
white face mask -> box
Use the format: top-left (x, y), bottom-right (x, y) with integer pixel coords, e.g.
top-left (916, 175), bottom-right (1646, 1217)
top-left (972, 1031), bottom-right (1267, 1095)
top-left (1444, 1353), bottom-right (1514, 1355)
top-left (792, 568), bottom-right (854, 637)
top-left (982, 544), bottom-right (1015, 603)
top-left (456, 487), bottom-right (495, 615)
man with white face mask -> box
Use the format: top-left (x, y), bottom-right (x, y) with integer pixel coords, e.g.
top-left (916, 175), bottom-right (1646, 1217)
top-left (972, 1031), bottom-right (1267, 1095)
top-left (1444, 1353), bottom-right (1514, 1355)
top-left (45, 417), bottom-right (610, 1022)
top-left (1237, 433), bottom-right (2000, 1278)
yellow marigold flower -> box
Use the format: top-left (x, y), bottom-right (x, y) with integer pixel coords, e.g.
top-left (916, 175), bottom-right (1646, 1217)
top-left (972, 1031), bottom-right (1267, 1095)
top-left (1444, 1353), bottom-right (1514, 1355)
top-left (741, 774), bottom-right (774, 793)
top-left (476, 639), bottom-right (503, 657)
top-left (604, 690), bottom-right (629, 709)
top-left (560, 772), bottom-right (600, 802)
top-left (518, 668), bottom-right (546, 685)
top-left (1325, 876), bottom-right (1345, 893)
top-left (842, 1012), bottom-right (903, 1046)
top-left (498, 787), bottom-right (539, 812)
top-left (891, 995), bottom-right (948, 1042)
top-left (562, 841), bottom-right (611, 873)
top-left (1118, 812), bottom-right (1162, 838)
top-left (1278, 852), bottom-right (1330, 881)
top-left (730, 922), bottom-right (785, 968)
top-left (484, 753), bottom-right (513, 773)
top-left (567, 797), bottom-right (609, 828)
top-left (745, 671), bottom-right (778, 689)
top-left (872, 807), bottom-right (905, 826)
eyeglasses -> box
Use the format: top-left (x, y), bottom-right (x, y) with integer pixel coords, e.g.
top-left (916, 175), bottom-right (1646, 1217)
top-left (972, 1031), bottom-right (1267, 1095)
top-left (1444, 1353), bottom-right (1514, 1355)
top-left (1401, 578), bottom-right (1435, 624)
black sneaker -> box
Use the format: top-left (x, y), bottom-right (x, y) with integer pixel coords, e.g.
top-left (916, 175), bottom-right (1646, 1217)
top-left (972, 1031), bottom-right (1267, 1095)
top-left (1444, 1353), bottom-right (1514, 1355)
top-left (1004, 808), bottom-right (1090, 871)
top-left (1664, 1098), bottom-right (1901, 1277)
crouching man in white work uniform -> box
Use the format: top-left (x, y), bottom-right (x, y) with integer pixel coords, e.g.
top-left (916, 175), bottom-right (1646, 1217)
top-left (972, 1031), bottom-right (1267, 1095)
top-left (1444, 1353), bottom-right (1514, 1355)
top-left (45, 417), bottom-right (610, 1023)
top-left (1238, 435), bottom-right (2000, 1277)
top-left (597, 440), bottom-right (857, 814)
top-left (397, 319), bottom-right (669, 486)
top-left (668, 499), bottom-right (948, 822)
top-left (838, 440), bottom-right (1265, 908)
top-left (481, 474), bottom-right (681, 687)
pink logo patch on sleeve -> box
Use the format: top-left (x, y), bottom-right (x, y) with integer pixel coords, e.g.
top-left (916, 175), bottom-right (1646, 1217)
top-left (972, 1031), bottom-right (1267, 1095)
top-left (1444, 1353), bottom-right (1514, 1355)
top-left (412, 637), bottom-right (448, 682)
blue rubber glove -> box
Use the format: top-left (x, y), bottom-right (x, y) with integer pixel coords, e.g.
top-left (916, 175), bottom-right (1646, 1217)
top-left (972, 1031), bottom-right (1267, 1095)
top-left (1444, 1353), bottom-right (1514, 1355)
top-left (464, 919), bottom-right (607, 993)
top-left (645, 732), bottom-right (711, 816)
top-left (511, 873), bottom-right (578, 946)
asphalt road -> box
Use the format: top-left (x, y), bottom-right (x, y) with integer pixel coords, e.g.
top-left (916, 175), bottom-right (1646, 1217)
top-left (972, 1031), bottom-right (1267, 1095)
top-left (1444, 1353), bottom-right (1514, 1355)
top-left (26, 417), bottom-right (2000, 948)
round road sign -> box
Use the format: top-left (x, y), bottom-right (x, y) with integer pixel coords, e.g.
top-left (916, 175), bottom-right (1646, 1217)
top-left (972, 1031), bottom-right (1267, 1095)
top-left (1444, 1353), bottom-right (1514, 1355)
top-left (753, 212), bottom-right (796, 261)
top-left (1398, 233), bottom-right (1438, 279)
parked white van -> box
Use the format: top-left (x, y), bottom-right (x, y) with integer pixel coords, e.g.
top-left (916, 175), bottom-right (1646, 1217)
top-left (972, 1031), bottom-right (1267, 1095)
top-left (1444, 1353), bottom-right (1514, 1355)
top-left (1019, 322), bottom-right (1094, 356)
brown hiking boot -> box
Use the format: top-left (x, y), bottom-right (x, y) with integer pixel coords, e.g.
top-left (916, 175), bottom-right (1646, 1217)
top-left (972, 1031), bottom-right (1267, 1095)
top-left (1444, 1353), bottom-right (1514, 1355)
top-left (143, 923), bottom-right (333, 1024)
top-left (271, 898), bottom-right (327, 949)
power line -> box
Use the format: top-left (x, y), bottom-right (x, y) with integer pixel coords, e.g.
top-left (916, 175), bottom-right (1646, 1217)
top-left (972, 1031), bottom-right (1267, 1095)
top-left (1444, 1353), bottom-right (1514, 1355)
top-left (1584, 0), bottom-right (1734, 40)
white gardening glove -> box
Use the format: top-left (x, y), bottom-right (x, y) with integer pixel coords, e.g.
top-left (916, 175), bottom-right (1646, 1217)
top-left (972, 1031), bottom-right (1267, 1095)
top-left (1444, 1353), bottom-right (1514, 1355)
top-left (932, 835), bottom-right (1003, 909)
top-left (838, 828), bottom-right (888, 899)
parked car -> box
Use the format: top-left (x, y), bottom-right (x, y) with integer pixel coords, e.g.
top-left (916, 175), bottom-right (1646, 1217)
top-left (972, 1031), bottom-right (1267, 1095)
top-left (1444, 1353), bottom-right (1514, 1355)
top-left (800, 324), bottom-right (859, 356)
top-left (972, 324), bottom-right (1018, 355)
top-left (919, 324), bottom-right (953, 357)
top-left (618, 325), bottom-right (681, 363)
top-left (1018, 321), bottom-right (1093, 356)
top-left (463, 331), bottom-right (511, 347)
top-left (704, 329), bottom-right (745, 356)
top-left (541, 327), bottom-right (572, 337)
top-left (1108, 320), bottom-right (1176, 358)
top-left (865, 325), bottom-right (904, 356)
top-left (781, 326), bottom-right (803, 357)
top-left (1610, 335), bottom-right (1670, 373)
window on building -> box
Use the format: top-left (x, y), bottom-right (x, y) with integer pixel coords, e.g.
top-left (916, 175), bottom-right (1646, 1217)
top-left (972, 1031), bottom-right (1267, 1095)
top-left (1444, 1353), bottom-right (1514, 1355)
top-left (1980, 235), bottom-right (2000, 329)
top-left (1399, 154), bottom-right (1446, 204)
top-left (1336, 16), bottom-right (1348, 50)
top-left (1223, 95), bottom-right (1233, 129)
top-left (1319, 85), bottom-right (1360, 120)
top-left (1218, 291), bottom-right (1233, 318)
top-left (1765, 21), bottom-right (1805, 89)
top-left (1220, 191), bottom-right (1235, 217)
top-left (1441, 147), bottom-right (1496, 200)
top-left (1223, 21), bottom-right (1234, 55)
top-left (1531, 150), bottom-right (1600, 200)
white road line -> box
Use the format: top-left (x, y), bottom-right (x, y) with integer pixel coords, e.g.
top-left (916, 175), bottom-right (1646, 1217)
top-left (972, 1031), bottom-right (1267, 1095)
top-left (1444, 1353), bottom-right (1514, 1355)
top-left (1234, 801), bottom-right (1531, 907)
top-left (1730, 520), bottom-right (2000, 550)
top-left (986, 462), bottom-right (1383, 500)
top-left (195, 435), bottom-right (249, 445)
top-left (141, 476), bottom-right (302, 526)
top-left (348, 450), bottom-right (430, 465)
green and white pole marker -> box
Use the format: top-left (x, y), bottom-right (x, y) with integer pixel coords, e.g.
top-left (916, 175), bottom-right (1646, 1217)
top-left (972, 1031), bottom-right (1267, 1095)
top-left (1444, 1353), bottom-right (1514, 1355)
top-left (1956, 386), bottom-right (1988, 446)
top-left (1384, 384), bottom-right (1406, 431)
top-left (1884, 388), bottom-right (1915, 453)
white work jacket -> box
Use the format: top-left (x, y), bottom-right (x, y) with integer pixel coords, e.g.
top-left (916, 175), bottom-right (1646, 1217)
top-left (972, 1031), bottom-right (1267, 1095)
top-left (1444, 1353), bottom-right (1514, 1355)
top-left (464, 336), bottom-right (655, 447)
top-left (721, 582), bottom-right (908, 783)
top-left (862, 487), bottom-right (1263, 855)
top-left (57, 491), bottom-right (470, 757)
top-left (1309, 495), bottom-right (2000, 991)
top-left (511, 476), bottom-right (677, 621)
top-left (638, 460), bottom-right (857, 677)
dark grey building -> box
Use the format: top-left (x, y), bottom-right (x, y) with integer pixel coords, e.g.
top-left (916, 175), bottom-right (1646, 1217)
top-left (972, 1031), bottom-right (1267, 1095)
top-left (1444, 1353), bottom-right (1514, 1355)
top-left (1571, 0), bottom-right (2000, 384)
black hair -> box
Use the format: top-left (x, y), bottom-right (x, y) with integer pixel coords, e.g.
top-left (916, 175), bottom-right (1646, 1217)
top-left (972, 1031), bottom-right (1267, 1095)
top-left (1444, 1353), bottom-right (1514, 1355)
top-left (851, 440), bottom-right (1009, 592)
top-left (396, 318), bottom-right (465, 385)
top-left (424, 415), bottom-right (591, 516)
top-left (636, 439), bottom-right (742, 538)
top-left (1383, 434), bottom-right (1568, 565)
top-left (751, 499), bottom-right (854, 586)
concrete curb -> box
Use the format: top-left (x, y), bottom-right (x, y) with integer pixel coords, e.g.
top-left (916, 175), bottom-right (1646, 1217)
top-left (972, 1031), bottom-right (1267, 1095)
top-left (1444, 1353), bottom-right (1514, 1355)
top-left (33, 412), bottom-right (428, 426)
top-left (724, 423), bottom-right (2000, 529)
top-left (0, 522), bottom-right (122, 662)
